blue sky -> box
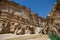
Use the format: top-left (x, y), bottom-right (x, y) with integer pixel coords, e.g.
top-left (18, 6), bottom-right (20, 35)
top-left (12, 0), bottom-right (56, 18)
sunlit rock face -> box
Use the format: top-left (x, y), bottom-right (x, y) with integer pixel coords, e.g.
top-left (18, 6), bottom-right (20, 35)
top-left (0, 0), bottom-right (60, 36)
top-left (0, 0), bottom-right (43, 34)
top-left (0, 21), bottom-right (4, 33)
top-left (46, 0), bottom-right (60, 37)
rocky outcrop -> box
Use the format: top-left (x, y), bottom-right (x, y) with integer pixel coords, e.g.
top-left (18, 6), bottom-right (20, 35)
top-left (46, 0), bottom-right (60, 37)
top-left (0, 0), bottom-right (60, 36)
top-left (0, 0), bottom-right (43, 35)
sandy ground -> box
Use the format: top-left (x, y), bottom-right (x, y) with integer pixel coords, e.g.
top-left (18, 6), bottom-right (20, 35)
top-left (0, 34), bottom-right (26, 40)
top-left (0, 34), bottom-right (51, 40)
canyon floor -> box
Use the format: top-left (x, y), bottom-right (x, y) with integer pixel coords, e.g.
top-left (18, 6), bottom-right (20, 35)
top-left (0, 34), bottom-right (51, 40)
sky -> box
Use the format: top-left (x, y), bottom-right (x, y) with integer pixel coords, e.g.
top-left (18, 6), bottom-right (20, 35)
top-left (12, 0), bottom-right (57, 18)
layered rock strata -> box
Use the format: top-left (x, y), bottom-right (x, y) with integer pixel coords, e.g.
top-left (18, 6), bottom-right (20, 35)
top-left (0, 0), bottom-right (60, 36)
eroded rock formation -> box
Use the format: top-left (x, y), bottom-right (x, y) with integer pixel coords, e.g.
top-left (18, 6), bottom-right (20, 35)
top-left (0, 0), bottom-right (43, 35)
top-left (46, 0), bottom-right (60, 37)
top-left (0, 0), bottom-right (60, 36)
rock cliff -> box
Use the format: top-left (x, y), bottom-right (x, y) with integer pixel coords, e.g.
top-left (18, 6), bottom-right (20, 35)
top-left (0, 0), bottom-right (60, 37)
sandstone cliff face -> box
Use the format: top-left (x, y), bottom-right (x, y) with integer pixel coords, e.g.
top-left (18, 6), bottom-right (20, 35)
top-left (0, 0), bottom-right (43, 35)
top-left (46, 0), bottom-right (60, 37)
top-left (0, 0), bottom-right (60, 36)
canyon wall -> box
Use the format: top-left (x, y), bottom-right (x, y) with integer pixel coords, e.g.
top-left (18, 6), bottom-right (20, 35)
top-left (0, 0), bottom-right (60, 36)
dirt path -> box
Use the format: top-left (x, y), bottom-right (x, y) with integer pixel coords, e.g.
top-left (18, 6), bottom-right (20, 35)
top-left (0, 34), bottom-right (26, 40)
top-left (0, 34), bottom-right (51, 40)
top-left (6, 34), bottom-right (50, 40)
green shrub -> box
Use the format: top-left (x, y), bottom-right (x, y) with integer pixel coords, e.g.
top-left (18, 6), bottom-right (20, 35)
top-left (49, 33), bottom-right (60, 40)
